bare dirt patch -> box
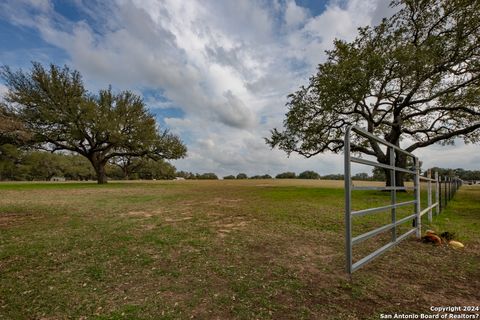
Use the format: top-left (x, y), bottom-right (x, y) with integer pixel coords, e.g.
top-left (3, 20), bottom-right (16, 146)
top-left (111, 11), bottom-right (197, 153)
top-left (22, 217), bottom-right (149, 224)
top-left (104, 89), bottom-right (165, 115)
top-left (210, 197), bottom-right (243, 208)
top-left (164, 217), bottom-right (193, 222)
top-left (0, 213), bottom-right (35, 227)
top-left (212, 216), bottom-right (250, 237)
top-left (125, 211), bottom-right (154, 218)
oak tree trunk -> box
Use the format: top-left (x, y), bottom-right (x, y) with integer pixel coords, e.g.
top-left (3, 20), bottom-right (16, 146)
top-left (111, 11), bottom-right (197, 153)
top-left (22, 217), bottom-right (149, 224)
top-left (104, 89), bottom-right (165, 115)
top-left (89, 154), bottom-right (108, 184)
top-left (122, 166), bottom-right (129, 180)
top-left (384, 169), bottom-right (406, 187)
top-left (381, 150), bottom-right (408, 188)
top-left (95, 164), bottom-right (108, 184)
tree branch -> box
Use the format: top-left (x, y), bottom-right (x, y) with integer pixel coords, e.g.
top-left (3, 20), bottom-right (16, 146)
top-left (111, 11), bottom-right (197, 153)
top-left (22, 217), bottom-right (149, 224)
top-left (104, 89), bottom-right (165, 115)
top-left (405, 123), bottom-right (480, 152)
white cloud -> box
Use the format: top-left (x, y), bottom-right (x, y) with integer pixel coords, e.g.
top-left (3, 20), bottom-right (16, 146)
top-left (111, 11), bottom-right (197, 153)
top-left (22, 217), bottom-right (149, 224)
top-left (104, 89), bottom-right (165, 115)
top-left (284, 0), bottom-right (309, 28)
top-left (1, 0), bottom-right (478, 176)
top-left (0, 0), bottom-right (53, 28)
top-left (414, 141), bottom-right (480, 171)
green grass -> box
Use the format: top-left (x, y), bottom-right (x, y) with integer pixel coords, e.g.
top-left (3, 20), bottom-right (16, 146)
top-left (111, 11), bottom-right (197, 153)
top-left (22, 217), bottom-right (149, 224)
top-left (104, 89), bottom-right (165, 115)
top-left (0, 180), bottom-right (478, 319)
top-left (0, 181), bottom-right (118, 190)
top-left (428, 186), bottom-right (480, 241)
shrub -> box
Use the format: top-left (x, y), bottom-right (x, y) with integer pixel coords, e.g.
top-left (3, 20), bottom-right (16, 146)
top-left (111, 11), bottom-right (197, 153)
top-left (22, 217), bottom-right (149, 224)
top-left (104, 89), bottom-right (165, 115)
top-left (196, 173), bottom-right (218, 180)
top-left (275, 172), bottom-right (296, 179)
top-left (298, 170), bottom-right (320, 179)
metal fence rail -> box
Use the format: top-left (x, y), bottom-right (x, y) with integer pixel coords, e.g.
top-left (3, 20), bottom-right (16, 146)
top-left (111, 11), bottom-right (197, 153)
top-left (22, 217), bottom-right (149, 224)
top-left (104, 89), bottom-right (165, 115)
top-left (344, 126), bottom-right (448, 274)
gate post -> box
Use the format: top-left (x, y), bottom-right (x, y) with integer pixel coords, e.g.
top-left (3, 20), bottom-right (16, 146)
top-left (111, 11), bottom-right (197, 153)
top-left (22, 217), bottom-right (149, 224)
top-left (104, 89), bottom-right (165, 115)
top-left (447, 176), bottom-right (450, 203)
top-left (390, 147), bottom-right (397, 242)
top-left (449, 177), bottom-right (452, 200)
top-left (427, 169), bottom-right (432, 222)
top-left (435, 171), bottom-right (439, 215)
top-left (444, 176), bottom-right (448, 208)
top-left (414, 157), bottom-right (421, 238)
top-left (344, 126), bottom-right (352, 274)
top-left (439, 176), bottom-right (442, 213)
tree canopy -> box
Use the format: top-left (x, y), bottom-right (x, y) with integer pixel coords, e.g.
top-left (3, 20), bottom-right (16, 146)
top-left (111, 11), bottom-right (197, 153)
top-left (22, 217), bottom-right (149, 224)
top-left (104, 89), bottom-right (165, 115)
top-left (0, 104), bottom-right (30, 145)
top-left (298, 170), bottom-right (321, 179)
top-left (426, 167), bottom-right (480, 180)
top-left (108, 156), bottom-right (177, 180)
top-left (275, 172), bottom-right (296, 179)
top-left (236, 173), bottom-right (248, 179)
top-left (1, 63), bottom-right (187, 183)
top-left (0, 149), bottom-right (96, 181)
top-left (267, 0), bottom-right (480, 186)
top-left (196, 173), bottom-right (218, 180)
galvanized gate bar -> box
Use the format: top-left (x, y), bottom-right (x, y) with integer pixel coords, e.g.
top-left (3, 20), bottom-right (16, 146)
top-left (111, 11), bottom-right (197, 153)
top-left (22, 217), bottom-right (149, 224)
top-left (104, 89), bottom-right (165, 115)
top-left (352, 186), bottom-right (411, 191)
top-left (344, 125), bottom-right (441, 274)
top-left (351, 228), bottom-right (417, 272)
top-left (351, 200), bottom-right (416, 216)
top-left (349, 126), bottom-right (416, 157)
top-left (351, 213), bottom-right (417, 245)
top-left (420, 204), bottom-right (438, 217)
top-left (350, 157), bottom-right (417, 174)
top-left (419, 176), bottom-right (437, 182)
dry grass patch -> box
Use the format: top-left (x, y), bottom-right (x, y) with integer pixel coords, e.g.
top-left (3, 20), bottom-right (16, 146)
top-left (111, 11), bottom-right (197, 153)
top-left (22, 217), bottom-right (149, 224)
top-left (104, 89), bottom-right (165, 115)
top-left (0, 181), bottom-right (478, 320)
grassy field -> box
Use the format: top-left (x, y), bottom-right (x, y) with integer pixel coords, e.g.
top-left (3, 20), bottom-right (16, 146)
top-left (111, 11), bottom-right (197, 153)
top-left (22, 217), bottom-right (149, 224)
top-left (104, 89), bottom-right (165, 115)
top-left (0, 180), bottom-right (479, 319)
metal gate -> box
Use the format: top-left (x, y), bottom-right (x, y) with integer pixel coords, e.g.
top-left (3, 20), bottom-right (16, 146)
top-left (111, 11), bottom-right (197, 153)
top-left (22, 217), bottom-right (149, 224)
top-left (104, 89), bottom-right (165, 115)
top-left (344, 126), bottom-right (440, 274)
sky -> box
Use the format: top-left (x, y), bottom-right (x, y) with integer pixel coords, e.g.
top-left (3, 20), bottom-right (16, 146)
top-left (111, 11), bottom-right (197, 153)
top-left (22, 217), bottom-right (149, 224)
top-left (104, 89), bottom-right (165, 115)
top-left (1, 0), bottom-right (479, 177)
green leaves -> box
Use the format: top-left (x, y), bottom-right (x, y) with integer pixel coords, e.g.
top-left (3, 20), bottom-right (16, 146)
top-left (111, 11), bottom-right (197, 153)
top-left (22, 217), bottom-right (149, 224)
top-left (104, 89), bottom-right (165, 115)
top-left (269, 0), bottom-right (480, 164)
top-left (1, 63), bottom-right (187, 183)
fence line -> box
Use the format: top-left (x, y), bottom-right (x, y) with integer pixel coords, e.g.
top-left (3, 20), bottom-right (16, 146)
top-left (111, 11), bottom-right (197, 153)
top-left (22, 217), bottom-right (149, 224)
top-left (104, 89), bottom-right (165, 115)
top-left (438, 176), bottom-right (462, 212)
top-left (344, 126), bottom-right (461, 274)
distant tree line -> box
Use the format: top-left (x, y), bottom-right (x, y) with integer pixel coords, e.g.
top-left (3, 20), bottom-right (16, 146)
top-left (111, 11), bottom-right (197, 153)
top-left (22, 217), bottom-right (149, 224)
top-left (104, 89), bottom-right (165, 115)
top-left (425, 167), bottom-right (480, 181)
top-left (222, 173), bottom-right (273, 180)
top-left (0, 148), bottom-right (95, 181)
top-left (176, 171), bottom-right (219, 180)
top-left (322, 174), bottom-right (344, 180)
top-left (220, 170), bottom-right (324, 180)
top-left (0, 147), bottom-right (178, 181)
top-left (347, 166), bottom-right (480, 182)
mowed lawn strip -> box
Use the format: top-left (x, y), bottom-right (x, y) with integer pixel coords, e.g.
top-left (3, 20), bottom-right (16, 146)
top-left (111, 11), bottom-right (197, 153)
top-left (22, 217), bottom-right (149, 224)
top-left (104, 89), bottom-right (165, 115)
top-left (0, 180), bottom-right (478, 320)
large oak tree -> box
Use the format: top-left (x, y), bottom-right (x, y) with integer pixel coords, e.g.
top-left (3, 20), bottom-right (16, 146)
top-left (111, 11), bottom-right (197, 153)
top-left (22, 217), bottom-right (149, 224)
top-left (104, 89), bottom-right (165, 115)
top-left (1, 63), bottom-right (186, 184)
top-left (268, 0), bottom-right (480, 186)
top-left (0, 104), bottom-right (29, 145)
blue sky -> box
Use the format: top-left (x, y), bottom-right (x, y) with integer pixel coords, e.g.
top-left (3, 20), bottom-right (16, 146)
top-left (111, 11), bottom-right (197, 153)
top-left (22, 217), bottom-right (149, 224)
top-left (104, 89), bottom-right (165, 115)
top-left (1, 0), bottom-right (478, 176)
